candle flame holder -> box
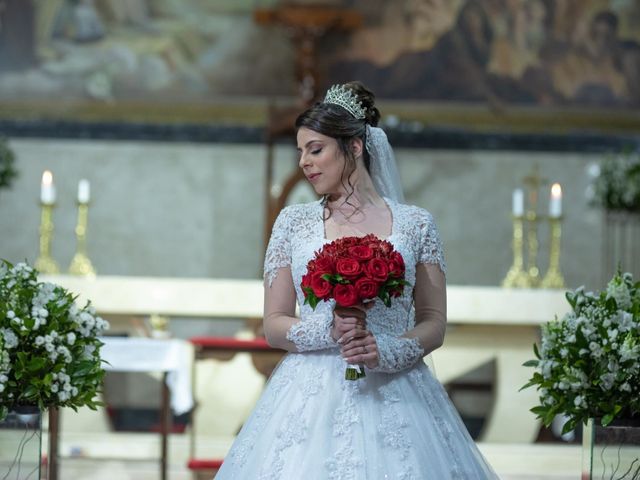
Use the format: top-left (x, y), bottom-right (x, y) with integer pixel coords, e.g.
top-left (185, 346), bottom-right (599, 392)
top-left (68, 201), bottom-right (96, 277)
top-left (34, 203), bottom-right (60, 274)
top-left (502, 215), bottom-right (531, 288)
top-left (525, 210), bottom-right (541, 287)
top-left (540, 216), bottom-right (566, 289)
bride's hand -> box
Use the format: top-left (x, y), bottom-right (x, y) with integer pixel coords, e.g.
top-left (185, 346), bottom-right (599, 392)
top-left (340, 331), bottom-right (379, 369)
top-left (331, 303), bottom-right (372, 343)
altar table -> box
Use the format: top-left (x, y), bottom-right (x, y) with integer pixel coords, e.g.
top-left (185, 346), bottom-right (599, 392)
top-left (43, 275), bottom-right (570, 444)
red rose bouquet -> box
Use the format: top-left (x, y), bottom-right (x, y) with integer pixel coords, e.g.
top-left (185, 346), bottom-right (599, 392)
top-left (300, 234), bottom-right (409, 379)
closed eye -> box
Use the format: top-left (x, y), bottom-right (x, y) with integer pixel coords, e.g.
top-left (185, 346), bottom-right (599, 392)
top-left (311, 148), bottom-right (322, 155)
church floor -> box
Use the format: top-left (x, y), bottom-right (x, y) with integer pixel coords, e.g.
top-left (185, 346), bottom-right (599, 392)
top-left (55, 459), bottom-right (579, 480)
top-left (47, 433), bottom-right (582, 479)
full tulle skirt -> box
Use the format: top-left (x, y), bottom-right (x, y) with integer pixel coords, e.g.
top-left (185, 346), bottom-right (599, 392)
top-left (215, 349), bottom-right (498, 480)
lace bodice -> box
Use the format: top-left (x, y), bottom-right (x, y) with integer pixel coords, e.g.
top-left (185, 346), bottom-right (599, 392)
top-left (216, 201), bottom-right (498, 480)
top-left (264, 198), bottom-right (446, 339)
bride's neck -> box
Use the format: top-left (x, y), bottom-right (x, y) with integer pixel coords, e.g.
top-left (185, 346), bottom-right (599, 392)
top-left (326, 163), bottom-right (383, 211)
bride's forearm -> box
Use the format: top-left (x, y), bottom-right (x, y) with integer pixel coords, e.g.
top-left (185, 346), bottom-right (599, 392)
top-left (406, 262), bottom-right (447, 356)
top-left (265, 310), bottom-right (337, 353)
top-left (263, 312), bottom-right (299, 352)
top-left (403, 319), bottom-right (445, 356)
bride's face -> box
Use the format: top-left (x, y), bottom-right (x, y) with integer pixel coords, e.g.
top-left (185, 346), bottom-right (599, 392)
top-left (297, 127), bottom-right (349, 197)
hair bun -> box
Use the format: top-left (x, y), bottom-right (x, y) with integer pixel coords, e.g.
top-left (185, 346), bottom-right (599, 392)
top-left (344, 81), bottom-right (380, 127)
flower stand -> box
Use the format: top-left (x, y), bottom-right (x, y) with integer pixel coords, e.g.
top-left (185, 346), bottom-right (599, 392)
top-left (0, 406), bottom-right (42, 479)
top-left (582, 418), bottom-right (640, 479)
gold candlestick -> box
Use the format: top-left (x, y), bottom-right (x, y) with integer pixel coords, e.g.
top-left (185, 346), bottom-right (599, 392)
top-left (525, 210), bottom-right (540, 287)
top-left (502, 215), bottom-right (530, 287)
top-left (68, 202), bottom-right (96, 277)
top-left (540, 216), bottom-right (565, 289)
top-left (35, 203), bottom-right (60, 274)
top-left (522, 165), bottom-right (546, 288)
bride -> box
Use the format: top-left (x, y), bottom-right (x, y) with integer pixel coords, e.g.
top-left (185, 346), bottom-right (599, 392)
top-left (214, 81), bottom-right (498, 479)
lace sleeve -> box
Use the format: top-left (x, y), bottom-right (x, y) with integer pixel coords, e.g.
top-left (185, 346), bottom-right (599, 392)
top-left (418, 211), bottom-right (446, 274)
top-left (286, 311), bottom-right (336, 352)
top-left (372, 334), bottom-right (425, 373)
top-left (264, 208), bottom-right (293, 287)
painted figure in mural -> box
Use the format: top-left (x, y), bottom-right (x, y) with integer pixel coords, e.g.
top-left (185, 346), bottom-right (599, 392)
top-left (214, 81), bottom-right (499, 479)
top-left (329, 0), bottom-right (640, 108)
top-left (51, 0), bottom-right (105, 43)
top-left (331, 1), bottom-right (532, 105)
top-left (0, 0), bottom-right (37, 71)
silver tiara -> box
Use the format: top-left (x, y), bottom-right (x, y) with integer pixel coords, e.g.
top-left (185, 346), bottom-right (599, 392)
top-left (323, 84), bottom-right (366, 120)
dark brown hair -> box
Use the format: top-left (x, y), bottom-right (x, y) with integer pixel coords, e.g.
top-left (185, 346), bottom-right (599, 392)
top-left (295, 81), bottom-right (380, 214)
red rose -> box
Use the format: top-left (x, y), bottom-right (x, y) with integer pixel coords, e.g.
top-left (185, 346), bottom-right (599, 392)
top-left (311, 256), bottom-right (335, 275)
top-left (336, 258), bottom-right (362, 280)
top-left (365, 257), bottom-right (389, 282)
top-left (341, 237), bottom-right (359, 247)
top-left (323, 244), bottom-right (337, 256)
top-left (334, 283), bottom-right (359, 307)
top-left (355, 277), bottom-right (379, 300)
top-left (388, 252), bottom-right (405, 277)
top-left (301, 272), bottom-right (311, 289)
top-left (310, 271), bottom-right (332, 299)
top-left (349, 245), bottom-right (374, 261)
top-left (379, 240), bottom-right (393, 255)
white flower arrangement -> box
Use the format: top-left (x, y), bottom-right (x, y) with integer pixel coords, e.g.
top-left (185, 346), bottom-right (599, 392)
top-left (587, 149), bottom-right (640, 213)
top-left (0, 260), bottom-right (109, 421)
top-left (523, 270), bottom-right (640, 434)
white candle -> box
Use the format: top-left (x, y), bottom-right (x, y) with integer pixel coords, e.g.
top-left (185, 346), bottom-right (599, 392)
top-left (78, 179), bottom-right (91, 203)
top-left (41, 170), bottom-right (56, 205)
top-left (512, 188), bottom-right (524, 216)
top-left (549, 183), bottom-right (562, 218)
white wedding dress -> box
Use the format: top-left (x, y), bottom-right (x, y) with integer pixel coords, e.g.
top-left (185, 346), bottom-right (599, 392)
top-left (215, 198), bottom-right (498, 479)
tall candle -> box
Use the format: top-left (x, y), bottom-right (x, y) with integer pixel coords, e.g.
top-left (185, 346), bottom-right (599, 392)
top-left (78, 179), bottom-right (91, 203)
top-left (549, 183), bottom-right (562, 218)
top-left (512, 188), bottom-right (524, 216)
top-left (41, 170), bottom-right (56, 205)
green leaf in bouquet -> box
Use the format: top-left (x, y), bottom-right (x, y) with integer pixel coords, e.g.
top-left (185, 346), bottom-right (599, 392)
top-left (522, 359), bottom-right (538, 367)
top-left (602, 405), bottom-right (623, 426)
top-left (530, 405), bottom-right (547, 416)
top-left (565, 291), bottom-right (577, 309)
top-left (308, 295), bottom-right (319, 310)
top-left (72, 360), bottom-right (99, 377)
top-left (533, 342), bottom-right (540, 359)
top-left (22, 384), bottom-right (38, 400)
top-left (27, 357), bottom-right (46, 372)
top-left (561, 417), bottom-right (578, 435)
top-left (333, 274), bottom-right (349, 285)
top-left (23, 316), bottom-right (35, 330)
top-left (378, 289), bottom-right (391, 308)
top-left (17, 351), bottom-right (28, 366)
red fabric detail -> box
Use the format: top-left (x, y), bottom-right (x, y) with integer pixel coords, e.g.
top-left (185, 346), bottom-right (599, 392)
top-left (187, 459), bottom-right (224, 470)
top-left (189, 336), bottom-right (275, 351)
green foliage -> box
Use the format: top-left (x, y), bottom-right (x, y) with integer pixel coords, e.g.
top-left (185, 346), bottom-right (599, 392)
top-left (0, 137), bottom-right (17, 190)
top-left (522, 270), bottom-right (640, 433)
top-left (0, 261), bottom-right (109, 421)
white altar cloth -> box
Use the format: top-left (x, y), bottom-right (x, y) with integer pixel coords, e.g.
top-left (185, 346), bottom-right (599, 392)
top-left (100, 337), bottom-right (193, 415)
